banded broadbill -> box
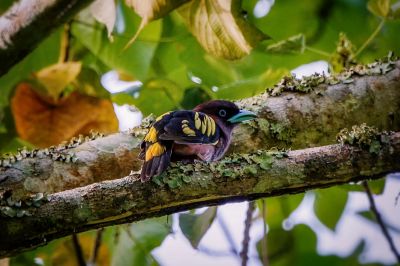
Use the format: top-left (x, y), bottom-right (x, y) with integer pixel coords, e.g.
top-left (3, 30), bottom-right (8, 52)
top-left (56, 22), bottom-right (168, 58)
top-left (139, 100), bottom-right (257, 182)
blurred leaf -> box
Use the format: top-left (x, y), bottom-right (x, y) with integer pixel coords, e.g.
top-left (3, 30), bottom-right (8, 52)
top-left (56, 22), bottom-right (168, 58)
top-left (112, 78), bottom-right (183, 115)
top-left (314, 187), bottom-right (348, 230)
top-left (124, 0), bottom-right (189, 48)
top-left (216, 67), bottom-right (288, 100)
top-left (179, 206), bottom-right (217, 248)
top-left (33, 62), bottom-right (82, 100)
top-left (50, 233), bottom-right (110, 266)
top-left (11, 83), bottom-right (118, 147)
top-left (73, 67), bottom-right (110, 98)
top-left (71, 2), bottom-right (162, 81)
top-left (341, 178), bottom-right (386, 195)
top-left (266, 34), bottom-right (306, 54)
top-left (392, 1), bottom-right (400, 18)
top-left (367, 0), bottom-right (390, 18)
top-left (180, 86), bottom-right (212, 109)
top-left (180, 0), bottom-right (268, 60)
top-left (112, 218), bottom-right (171, 266)
top-left (0, 137), bottom-right (33, 153)
top-left (0, 29), bottom-right (62, 108)
top-left (90, 0), bottom-right (117, 39)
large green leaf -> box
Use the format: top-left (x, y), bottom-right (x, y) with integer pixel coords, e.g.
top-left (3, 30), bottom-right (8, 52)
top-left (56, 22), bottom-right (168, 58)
top-left (314, 187), bottom-right (348, 230)
top-left (179, 206), bottom-right (217, 248)
top-left (111, 218), bottom-right (171, 266)
top-left (180, 0), bottom-right (268, 60)
top-left (112, 77), bottom-right (184, 115)
top-left (71, 1), bottom-right (162, 81)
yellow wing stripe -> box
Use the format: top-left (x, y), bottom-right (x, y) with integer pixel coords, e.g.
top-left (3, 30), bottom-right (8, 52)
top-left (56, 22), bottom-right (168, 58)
top-left (206, 116), bottom-right (213, 136)
top-left (201, 118), bottom-right (207, 134)
top-left (145, 142), bottom-right (165, 161)
top-left (156, 112), bottom-right (171, 122)
top-left (144, 127), bottom-right (157, 143)
top-left (194, 112), bottom-right (201, 130)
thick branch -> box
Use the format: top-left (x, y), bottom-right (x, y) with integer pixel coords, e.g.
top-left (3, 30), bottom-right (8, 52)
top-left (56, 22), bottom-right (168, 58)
top-left (1, 132), bottom-right (400, 258)
top-left (1, 60), bottom-right (400, 200)
top-left (0, 0), bottom-right (95, 76)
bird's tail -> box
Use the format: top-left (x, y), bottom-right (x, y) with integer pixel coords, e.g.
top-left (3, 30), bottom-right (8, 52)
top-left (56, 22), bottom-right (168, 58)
top-left (140, 141), bottom-right (172, 182)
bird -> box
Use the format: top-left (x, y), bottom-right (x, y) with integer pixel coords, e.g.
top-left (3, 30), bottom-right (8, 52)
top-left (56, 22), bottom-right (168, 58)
top-left (139, 100), bottom-right (257, 182)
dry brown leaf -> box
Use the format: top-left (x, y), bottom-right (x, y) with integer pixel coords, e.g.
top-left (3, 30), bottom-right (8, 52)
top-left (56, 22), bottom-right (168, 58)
top-left (11, 83), bottom-right (118, 148)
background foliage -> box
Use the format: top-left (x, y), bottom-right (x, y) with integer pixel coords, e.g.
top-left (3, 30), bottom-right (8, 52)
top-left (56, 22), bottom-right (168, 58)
top-left (1, 0), bottom-right (399, 265)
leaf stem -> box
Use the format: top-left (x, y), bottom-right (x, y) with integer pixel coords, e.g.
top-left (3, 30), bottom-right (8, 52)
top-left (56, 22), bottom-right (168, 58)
top-left (362, 181), bottom-right (400, 263)
top-left (89, 228), bottom-right (104, 265)
top-left (354, 19), bottom-right (385, 59)
top-left (305, 46), bottom-right (331, 58)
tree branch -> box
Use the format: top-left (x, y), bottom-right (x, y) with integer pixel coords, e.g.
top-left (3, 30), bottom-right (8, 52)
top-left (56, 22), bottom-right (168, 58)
top-left (1, 131), bottom-right (400, 258)
top-left (1, 59), bottom-right (400, 201)
top-left (0, 0), bottom-right (95, 77)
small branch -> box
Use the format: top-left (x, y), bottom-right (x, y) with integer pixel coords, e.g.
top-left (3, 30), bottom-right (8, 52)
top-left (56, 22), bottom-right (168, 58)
top-left (240, 201), bottom-right (255, 266)
top-left (362, 181), bottom-right (400, 263)
top-left (72, 234), bottom-right (87, 266)
top-left (260, 200), bottom-right (269, 266)
top-left (89, 228), bottom-right (104, 266)
top-left (0, 0), bottom-right (96, 76)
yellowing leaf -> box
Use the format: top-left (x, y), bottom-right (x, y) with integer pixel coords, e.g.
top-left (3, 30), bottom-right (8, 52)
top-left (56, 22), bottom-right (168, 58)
top-left (90, 0), bottom-right (117, 40)
top-left (367, 0), bottom-right (390, 18)
top-left (124, 0), bottom-right (189, 48)
top-left (34, 62), bottom-right (82, 100)
top-left (181, 0), bottom-right (268, 60)
top-left (11, 83), bottom-right (118, 148)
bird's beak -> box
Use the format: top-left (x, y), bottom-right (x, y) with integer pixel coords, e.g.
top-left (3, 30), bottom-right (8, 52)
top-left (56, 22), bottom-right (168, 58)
top-left (228, 109), bottom-right (257, 124)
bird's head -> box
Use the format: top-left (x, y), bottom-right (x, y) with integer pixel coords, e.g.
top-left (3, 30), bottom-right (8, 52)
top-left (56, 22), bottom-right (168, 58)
top-left (193, 100), bottom-right (257, 126)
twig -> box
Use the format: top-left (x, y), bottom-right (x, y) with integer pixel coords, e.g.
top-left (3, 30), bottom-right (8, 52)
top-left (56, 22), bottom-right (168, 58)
top-left (260, 200), bottom-right (269, 266)
top-left (305, 46), bottom-right (331, 58)
top-left (217, 214), bottom-right (239, 255)
top-left (240, 201), bottom-right (255, 266)
top-left (354, 19), bottom-right (385, 58)
top-left (362, 181), bottom-right (400, 263)
top-left (72, 233), bottom-right (87, 266)
top-left (89, 228), bottom-right (104, 266)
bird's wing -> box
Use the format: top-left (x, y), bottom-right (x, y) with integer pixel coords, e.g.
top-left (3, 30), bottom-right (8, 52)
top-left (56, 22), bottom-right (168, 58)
top-left (139, 110), bottom-right (220, 182)
top-left (158, 110), bottom-right (220, 145)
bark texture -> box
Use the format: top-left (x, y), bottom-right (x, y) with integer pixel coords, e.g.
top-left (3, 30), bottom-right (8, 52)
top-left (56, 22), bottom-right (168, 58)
top-left (0, 0), bottom-right (95, 76)
top-left (1, 132), bottom-right (400, 258)
top-left (1, 59), bottom-right (400, 200)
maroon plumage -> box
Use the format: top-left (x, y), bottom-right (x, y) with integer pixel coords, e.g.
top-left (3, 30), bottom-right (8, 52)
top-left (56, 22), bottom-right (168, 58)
top-left (139, 100), bottom-right (257, 182)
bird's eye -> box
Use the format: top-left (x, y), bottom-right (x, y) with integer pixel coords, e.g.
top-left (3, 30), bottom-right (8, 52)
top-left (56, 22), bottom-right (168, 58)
top-left (219, 109), bottom-right (227, 117)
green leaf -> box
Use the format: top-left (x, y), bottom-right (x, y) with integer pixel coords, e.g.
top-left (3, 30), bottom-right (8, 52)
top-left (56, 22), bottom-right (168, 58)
top-left (180, 86), bottom-right (212, 109)
top-left (314, 187), bottom-right (348, 230)
top-left (71, 2), bottom-right (162, 81)
top-left (266, 34), bottom-right (306, 54)
top-left (341, 178), bottom-right (386, 195)
top-left (179, 206), bottom-right (217, 248)
top-left (0, 28), bottom-right (62, 107)
top-left (73, 67), bottom-right (110, 98)
top-left (180, 0), bottom-right (268, 60)
top-left (112, 78), bottom-right (183, 116)
top-left (112, 218), bottom-right (171, 266)
top-left (124, 0), bottom-right (189, 48)
top-left (367, 0), bottom-right (390, 18)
